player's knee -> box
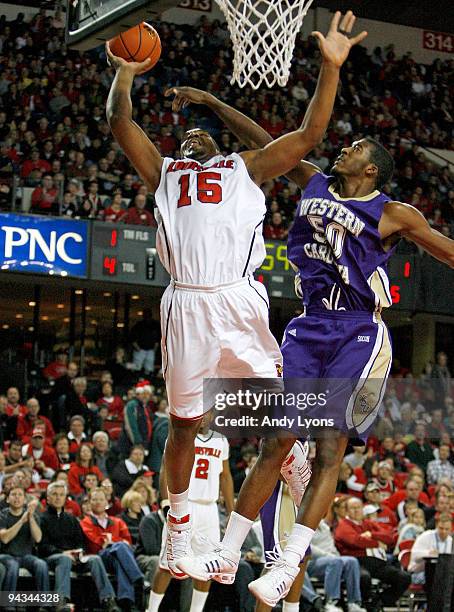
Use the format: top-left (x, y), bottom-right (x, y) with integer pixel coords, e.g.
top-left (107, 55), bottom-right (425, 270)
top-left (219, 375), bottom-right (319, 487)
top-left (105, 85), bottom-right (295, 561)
top-left (314, 438), bottom-right (343, 471)
top-left (168, 415), bottom-right (201, 444)
top-left (260, 436), bottom-right (296, 464)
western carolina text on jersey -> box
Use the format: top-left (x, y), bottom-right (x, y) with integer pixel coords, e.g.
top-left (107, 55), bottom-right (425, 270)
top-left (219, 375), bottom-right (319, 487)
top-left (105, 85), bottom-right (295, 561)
top-left (299, 197), bottom-right (365, 237)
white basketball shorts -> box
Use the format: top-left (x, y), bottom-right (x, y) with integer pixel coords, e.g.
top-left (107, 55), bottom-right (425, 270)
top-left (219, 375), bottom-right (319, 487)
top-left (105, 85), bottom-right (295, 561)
top-left (160, 276), bottom-right (282, 420)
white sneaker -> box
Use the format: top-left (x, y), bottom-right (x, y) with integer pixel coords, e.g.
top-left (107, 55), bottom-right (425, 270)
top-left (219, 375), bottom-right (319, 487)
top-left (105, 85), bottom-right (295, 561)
top-left (347, 603), bottom-right (367, 612)
top-left (166, 513), bottom-right (193, 579)
top-left (280, 440), bottom-right (311, 507)
top-left (325, 602), bottom-right (343, 612)
top-left (176, 543), bottom-right (240, 584)
top-left (248, 555), bottom-right (299, 606)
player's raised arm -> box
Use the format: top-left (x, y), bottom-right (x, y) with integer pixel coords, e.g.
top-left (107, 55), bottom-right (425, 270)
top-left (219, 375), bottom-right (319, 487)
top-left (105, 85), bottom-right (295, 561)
top-left (165, 86), bottom-right (274, 150)
top-left (105, 43), bottom-right (163, 194)
top-left (164, 86), bottom-right (320, 189)
top-left (383, 202), bottom-right (454, 268)
top-left (242, 11), bottom-right (367, 185)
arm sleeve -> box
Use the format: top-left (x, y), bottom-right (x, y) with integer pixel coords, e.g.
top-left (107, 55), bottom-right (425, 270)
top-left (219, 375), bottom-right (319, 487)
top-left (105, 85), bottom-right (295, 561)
top-left (124, 402), bottom-right (141, 444)
top-left (346, 474), bottom-right (365, 492)
top-left (221, 437), bottom-right (229, 461)
top-left (38, 516), bottom-right (61, 557)
top-left (370, 522), bottom-right (396, 545)
top-left (336, 520), bottom-right (380, 550)
top-left (72, 518), bottom-right (85, 550)
top-left (68, 466), bottom-right (83, 495)
top-left (138, 516), bottom-right (162, 555)
top-left (80, 518), bottom-right (104, 550)
top-left (118, 518), bottom-right (132, 544)
top-left (409, 532), bottom-right (431, 572)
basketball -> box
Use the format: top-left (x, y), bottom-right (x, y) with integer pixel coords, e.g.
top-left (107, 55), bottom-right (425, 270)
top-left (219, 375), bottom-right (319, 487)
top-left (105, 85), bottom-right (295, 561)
top-left (109, 22), bottom-right (161, 68)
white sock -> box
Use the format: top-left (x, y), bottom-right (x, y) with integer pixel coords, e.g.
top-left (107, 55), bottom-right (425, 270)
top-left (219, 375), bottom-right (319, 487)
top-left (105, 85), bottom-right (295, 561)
top-left (168, 488), bottom-right (189, 519)
top-left (147, 591), bottom-right (165, 612)
top-left (282, 523), bottom-right (314, 567)
top-left (189, 588), bottom-right (209, 612)
top-left (283, 602), bottom-right (300, 612)
top-left (222, 511), bottom-right (254, 553)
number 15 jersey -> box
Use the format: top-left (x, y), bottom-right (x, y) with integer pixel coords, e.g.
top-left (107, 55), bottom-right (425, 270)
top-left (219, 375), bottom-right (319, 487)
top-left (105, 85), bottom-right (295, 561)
top-left (155, 153), bottom-right (267, 286)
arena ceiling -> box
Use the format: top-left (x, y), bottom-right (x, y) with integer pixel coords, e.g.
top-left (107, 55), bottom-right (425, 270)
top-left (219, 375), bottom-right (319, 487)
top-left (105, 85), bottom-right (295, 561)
top-left (315, 0), bottom-right (454, 34)
top-left (4, 1), bottom-right (454, 33)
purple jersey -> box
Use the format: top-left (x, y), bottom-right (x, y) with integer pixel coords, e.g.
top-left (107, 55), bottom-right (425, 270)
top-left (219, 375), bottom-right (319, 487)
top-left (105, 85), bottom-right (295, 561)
top-left (288, 172), bottom-right (394, 312)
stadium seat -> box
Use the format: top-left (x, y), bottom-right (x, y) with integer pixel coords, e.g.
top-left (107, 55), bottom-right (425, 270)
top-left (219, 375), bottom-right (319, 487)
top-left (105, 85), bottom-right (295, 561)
top-left (397, 548), bottom-right (426, 612)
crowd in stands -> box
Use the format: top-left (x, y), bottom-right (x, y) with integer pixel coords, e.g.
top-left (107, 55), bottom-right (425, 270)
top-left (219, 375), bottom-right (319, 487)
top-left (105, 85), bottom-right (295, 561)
top-left (0, 331), bottom-right (452, 610)
top-left (0, 9), bottom-right (452, 238)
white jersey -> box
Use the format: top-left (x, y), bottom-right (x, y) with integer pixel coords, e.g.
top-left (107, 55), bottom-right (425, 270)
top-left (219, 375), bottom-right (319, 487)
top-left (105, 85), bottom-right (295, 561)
top-left (189, 430), bottom-right (229, 504)
top-left (155, 153), bottom-right (267, 285)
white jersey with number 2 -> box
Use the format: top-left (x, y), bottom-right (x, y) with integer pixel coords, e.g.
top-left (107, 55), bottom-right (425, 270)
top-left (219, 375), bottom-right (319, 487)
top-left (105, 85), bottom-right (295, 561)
top-left (189, 430), bottom-right (229, 504)
top-left (155, 153), bottom-right (267, 285)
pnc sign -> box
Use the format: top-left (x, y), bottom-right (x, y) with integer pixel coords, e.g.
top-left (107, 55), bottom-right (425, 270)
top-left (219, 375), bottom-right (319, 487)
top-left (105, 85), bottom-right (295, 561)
top-left (0, 214), bottom-right (88, 278)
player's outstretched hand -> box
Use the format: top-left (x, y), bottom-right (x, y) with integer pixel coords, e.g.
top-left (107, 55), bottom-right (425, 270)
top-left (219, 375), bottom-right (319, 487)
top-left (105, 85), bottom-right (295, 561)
top-left (312, 10), bottom-right (367, 68)
top-left (105, 41), bottom-right (152, 75)
top-left (164, 86), bottom-right (212, 112)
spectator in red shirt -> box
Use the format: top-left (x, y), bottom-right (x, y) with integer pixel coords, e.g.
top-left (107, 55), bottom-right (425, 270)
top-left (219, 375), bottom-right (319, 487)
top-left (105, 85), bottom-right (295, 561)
top-left (96, 382), bottom-right (124, 420)
top-left (22, 428), bottom-right (59, 479)
top-left (30, 175), bottom-right (58, 214)
top-left (6, 387), bottom-right (27, 417)
top-left (372, 460), bottom-right (395, 500)
top-left (16, 398), bottom-right (55, 445)
top-left (42, 352), bottom-right (67, 381)
top-left (263, 211), bottom-right (288, 240)
top-left (335, 497), bottom-right (409, 609)
top-left (156, 126), bottom-right (177, 156)
top-left (21, 149), bottom-right (51, 178)
top-left (122, 194), bottom-right (156, 226)
top-left (363, 481), bottom-right (398, 530)
top-left (384, 477), bottom-right (431, 522)
top-left (100, 192), bottom-right (126, 223)
top-left (68, 443), bottom-right (104, 496)
top-left (80, 488), bottom-right (143, 606)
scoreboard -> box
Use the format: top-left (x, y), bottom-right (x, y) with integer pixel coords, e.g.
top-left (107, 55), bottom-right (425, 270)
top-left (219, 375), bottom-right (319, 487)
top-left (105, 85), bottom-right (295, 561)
top-left (90, 222), bottom-right (169, 286)
top-left (0, 214), bottom-right (452, 315)
top-left (256, 244), bottom-right (419, 311)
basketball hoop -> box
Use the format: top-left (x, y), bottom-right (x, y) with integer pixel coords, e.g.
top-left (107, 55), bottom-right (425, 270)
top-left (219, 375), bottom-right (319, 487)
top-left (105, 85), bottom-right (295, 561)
top-left (214, 0), bottom-right (314, 89)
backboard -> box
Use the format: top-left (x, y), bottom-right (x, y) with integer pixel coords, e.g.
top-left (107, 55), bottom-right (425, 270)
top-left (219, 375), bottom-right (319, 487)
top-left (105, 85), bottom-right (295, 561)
top-left (65, 0), bottom-right (178, 51)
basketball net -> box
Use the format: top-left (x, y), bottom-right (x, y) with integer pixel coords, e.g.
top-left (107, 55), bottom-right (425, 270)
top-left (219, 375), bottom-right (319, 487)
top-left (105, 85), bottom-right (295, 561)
top-left (214, 0), bottom-right (314, 89)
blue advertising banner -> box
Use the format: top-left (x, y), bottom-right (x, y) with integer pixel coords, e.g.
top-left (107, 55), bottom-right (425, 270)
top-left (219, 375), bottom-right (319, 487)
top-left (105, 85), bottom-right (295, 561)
top-left (0, 214), bottom-right (88, 278)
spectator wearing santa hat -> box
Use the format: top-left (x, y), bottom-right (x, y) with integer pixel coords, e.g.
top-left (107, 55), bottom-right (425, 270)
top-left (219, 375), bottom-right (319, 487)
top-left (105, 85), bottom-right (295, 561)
top-left (16, 398), bottom-right (55, 445)
top-left (117, 381), bottom-right (153, 457)
top-left (22, 427), bottom-right (59, 480)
